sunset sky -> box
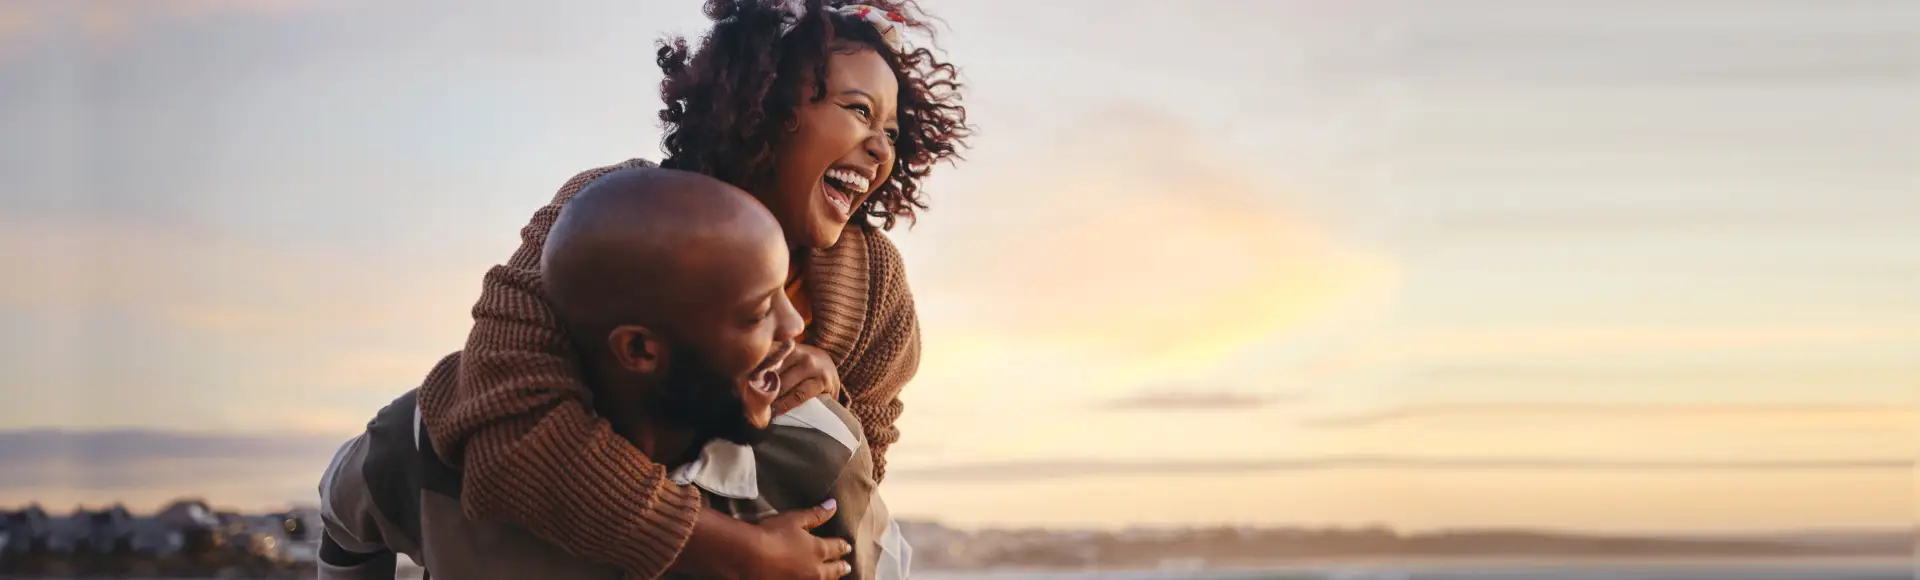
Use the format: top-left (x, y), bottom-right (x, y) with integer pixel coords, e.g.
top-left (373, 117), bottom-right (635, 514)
top-left (1, 0), bottom-right (1913, 533)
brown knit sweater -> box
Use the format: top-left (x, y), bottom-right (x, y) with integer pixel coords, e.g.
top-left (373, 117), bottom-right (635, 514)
top-left (415, 158), bottom-right (921, 580)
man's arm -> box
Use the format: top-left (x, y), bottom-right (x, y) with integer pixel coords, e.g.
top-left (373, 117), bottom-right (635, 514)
top-left (316, 434), bottom-right (400, 580)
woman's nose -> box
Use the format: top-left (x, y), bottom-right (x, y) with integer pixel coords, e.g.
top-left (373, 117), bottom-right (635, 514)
top-left (863, 130), bottom-right (890, 162)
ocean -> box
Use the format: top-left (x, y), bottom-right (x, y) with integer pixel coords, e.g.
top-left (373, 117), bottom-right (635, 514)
top-left (912, 559), bottom-right (1914, 580)
top-left (9, 559), bottom-right (1910, 580)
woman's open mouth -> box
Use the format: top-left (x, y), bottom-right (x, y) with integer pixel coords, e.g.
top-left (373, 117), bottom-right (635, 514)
top-left (822, 168), bottom-right (870, 218)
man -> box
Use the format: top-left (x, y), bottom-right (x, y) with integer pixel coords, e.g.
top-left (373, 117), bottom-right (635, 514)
top-left (316, 168), bottom-right (910, 580)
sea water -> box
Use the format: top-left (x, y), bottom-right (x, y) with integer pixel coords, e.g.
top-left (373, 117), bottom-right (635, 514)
top-left (913, 559), bottom-right (1913, 580)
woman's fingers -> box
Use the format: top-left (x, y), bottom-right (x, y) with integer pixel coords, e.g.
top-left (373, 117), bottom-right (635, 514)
top-left (816, 560), bottom-right (853, 580)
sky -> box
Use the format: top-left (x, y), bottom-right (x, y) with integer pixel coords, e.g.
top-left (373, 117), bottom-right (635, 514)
top-left (0, 0), bottom-right (1914, 533)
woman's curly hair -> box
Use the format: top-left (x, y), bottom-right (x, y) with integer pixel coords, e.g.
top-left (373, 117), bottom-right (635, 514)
top-left (656, 0), bottom-right (971, 231)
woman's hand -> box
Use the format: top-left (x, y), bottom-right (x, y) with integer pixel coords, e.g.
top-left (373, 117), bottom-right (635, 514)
top-left (752, 500), bottom-right (853, 580)
top-left (675, 503), bottom-right (849, 580)
top-left (773, 344), bottom-right (842, 416)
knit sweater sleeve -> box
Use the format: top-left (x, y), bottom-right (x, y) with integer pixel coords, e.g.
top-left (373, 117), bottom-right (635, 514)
top-left (414, 159), bottom-right (703, 580)
top-left (842, 231), bottom-right (921, 482)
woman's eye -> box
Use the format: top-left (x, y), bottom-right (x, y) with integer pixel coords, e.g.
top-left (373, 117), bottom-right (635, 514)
top-left (845, 104), bottom-right (872, 119)
top-left (885, 128), bottom-right (900, 141)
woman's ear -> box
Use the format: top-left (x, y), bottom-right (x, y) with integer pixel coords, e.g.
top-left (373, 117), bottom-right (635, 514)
top-left (607, 324), bottom-right (666, 375)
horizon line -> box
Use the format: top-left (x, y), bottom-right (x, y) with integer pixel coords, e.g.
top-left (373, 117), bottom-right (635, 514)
top-left (3, 499), bottom-right (1911, 540)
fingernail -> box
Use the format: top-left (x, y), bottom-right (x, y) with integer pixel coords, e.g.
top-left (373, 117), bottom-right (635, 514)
top-left (822, 499), bottom-right (837, 510)
top-left (841, 562), bottom-right (853, 574)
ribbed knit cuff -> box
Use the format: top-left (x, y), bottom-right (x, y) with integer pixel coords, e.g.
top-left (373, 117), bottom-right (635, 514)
top-left (608, 479), bottom-right (704, 579)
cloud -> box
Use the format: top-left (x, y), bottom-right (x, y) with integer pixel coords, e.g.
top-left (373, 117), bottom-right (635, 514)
top-left (909, 108), bottom-right (1399, 386)
top-left (0, 5), bottom-right (35, 38)
top-left (1383, 0), bottom-right (1912, 89)
top-left (0, 429), bottom-right (343, 464)
top-left (1416, 205), bottom-right (1918, 239)
top-left (0, 217), bottom-right (479, 341)
top-left (0, 429), bottom-right (345, 491)
top-left (0, 0), bottom-right (326, 60)
top-left (1098, 389), bottom-right (1305, 412)
top-left (1296, 325), bottom-right (1920, 376)
top-left (0, 429), bottom-right (342, 511)
top-left (0, 217), bottom-right (480, 431)
top-left (889, 455), bottom-right (1914, 483)
top-left (1412, 362), bottom-right (1920, 385)
top-left (1299, 403), bottom-right (1914, 430)
top-left (0, 4), bottom-right (45, 63)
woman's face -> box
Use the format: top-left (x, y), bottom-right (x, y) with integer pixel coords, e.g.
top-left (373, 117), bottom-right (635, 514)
top-left (766, 46), bottom-right (900, 250)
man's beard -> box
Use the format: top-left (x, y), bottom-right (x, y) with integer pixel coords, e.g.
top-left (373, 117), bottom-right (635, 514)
top-left (659, 342), bottom-right (770, 447)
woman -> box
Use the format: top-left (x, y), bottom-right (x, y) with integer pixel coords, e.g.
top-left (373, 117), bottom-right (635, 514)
top-left (412, 0), bottom-right (969, 578)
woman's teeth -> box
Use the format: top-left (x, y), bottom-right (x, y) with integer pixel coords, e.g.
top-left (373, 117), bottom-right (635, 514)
top-left (823, 169), bottom-right (871, 217)
top-left (825, 169), bottom-right (870, 193)
top-left (825, 187), bottom-right (851, 215)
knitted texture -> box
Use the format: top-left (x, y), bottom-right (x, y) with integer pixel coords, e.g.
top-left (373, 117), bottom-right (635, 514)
top-left (416, 159), bottom-right (920, 579)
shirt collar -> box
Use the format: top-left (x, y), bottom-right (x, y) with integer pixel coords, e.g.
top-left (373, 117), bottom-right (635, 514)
top-left (668, 439), bottom-right (760, 500)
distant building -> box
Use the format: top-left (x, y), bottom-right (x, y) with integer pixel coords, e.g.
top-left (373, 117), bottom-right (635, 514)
top-left (129, 499), bottom-right (223, 556)
top-left (2, 499), bottom-right (322, 578)
top-left (67, 504), bottom-right (138, 554)
top-left (2, 504), bottom-right (54, 555)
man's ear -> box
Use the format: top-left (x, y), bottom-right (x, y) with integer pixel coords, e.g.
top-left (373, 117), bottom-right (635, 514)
top-left (606, 324), bottom-right (666, 375)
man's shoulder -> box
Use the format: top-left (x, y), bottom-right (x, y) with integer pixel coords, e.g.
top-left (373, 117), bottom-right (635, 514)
top-left (326, 389), bottom-right (462, 543)
top-left (774, 396), bottom-right (868, 449)
top-left (748, 397), bottom-right (872, 516)
top-left (317, 390), bottom-right (434, 567)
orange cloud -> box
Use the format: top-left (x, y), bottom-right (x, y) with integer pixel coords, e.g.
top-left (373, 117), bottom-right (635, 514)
top-left (0, 217), bottom-right (484, 398)
top-left (1291, 324), bottom-right (1920, 380)
top-left (1301, 403), bottom-right (1914, 430)
top-left (1397, 325), bottom-right (1920, 360)
top-left (0, 0), bottom-right (325, 57)
top-left (913, 108), bottom-right (1400, 390)
top-left (1098, 389), bottom-right (1308, 412)
top-left (0, 217), bottom-right (476, 334)
top-left (0, 4), bottom-right (43, 61)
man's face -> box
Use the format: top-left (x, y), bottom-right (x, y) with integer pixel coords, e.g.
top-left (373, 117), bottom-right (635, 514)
top-left (658, 340), bottom-right (776, 445)
top-left (664, 225), bottom-right (806, 437)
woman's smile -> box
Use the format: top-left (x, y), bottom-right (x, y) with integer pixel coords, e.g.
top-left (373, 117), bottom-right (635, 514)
top-left (822, 165), bottom-right (874, 219)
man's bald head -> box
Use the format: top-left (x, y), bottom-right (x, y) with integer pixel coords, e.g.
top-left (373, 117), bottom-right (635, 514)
top-left (541, 167), bottom-right (785, 348)
top-left (541, 166), bottom-right (802, 450)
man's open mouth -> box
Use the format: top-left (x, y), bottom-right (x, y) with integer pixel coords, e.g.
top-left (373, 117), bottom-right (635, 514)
top-left (746, 342), bottom-right (795, 395)
top-left (747, 368), bottom-right (781, 395)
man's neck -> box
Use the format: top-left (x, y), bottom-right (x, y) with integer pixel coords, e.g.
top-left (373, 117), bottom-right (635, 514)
top-left (586, 363), bottom-right (705, 468)
top-left (622, 417), bottom-right (702, 469)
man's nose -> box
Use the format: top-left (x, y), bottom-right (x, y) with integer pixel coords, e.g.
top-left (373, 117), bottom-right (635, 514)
top-left (773, 294), bottom-right (804, 341)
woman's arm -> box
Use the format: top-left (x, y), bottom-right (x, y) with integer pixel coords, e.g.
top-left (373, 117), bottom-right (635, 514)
top-left (837, 231), bottom-right (922, 481)
top-left (415, 159), bottom-right (714, 578)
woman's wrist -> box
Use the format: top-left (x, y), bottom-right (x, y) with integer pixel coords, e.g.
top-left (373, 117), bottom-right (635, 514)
top-left (671, 507), bottom-right (759, 580)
